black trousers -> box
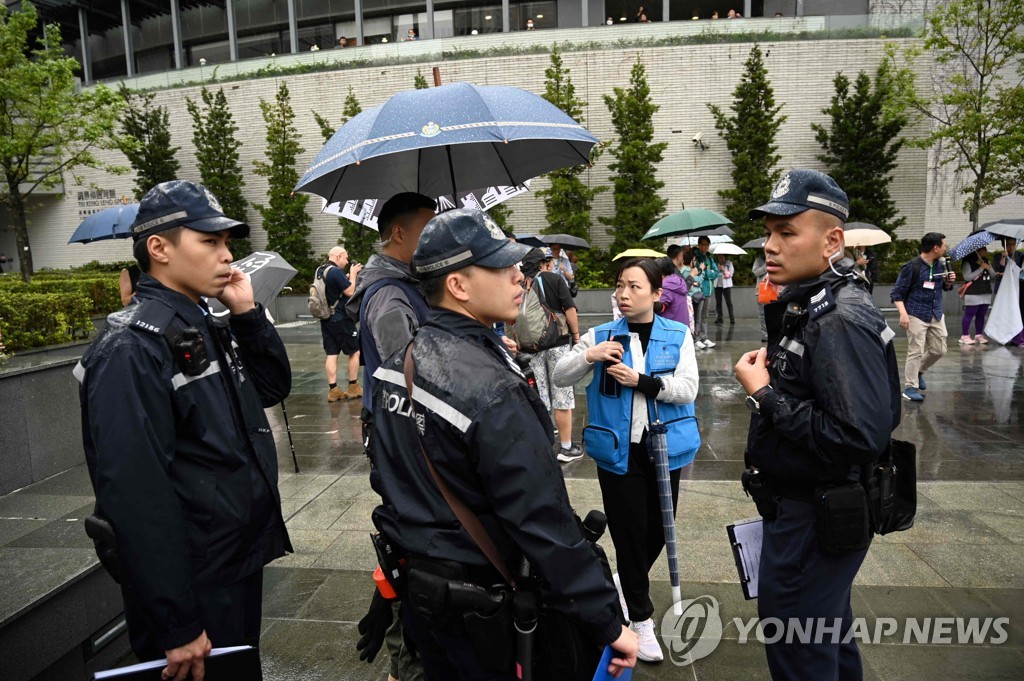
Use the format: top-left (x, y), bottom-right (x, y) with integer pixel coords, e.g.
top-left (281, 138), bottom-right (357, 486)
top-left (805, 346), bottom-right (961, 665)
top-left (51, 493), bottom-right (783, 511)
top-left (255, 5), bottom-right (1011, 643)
top-left (759, 498), bottom-right (870, 681)
top-left (400, 601), bottom-right (516, 681)
top-left (714, 287), bottom-right (734, 321)
top-left (596, 440), bottom-right (681, 623)
top-left (123, 569), bottom-right (264, 661)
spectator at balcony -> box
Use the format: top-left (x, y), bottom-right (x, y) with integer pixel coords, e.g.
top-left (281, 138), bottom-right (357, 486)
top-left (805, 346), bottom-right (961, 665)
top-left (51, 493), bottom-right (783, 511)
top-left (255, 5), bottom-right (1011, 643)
top-left (335, 36), bottom-right (348, 48)
top-left (526, 18), bottom-right (536, 30)
top-left (635, 5), bottom-right (646, 22)
top-left (405, 27), bottom-right (419, 41)
top-left (711, 10), bottom-right (720, 18)
top-left (607, 16), bottom-right (615, 25)
top-left (638, 13), bottom-right (651, 23)
top-left (728, 9), bottom-right (742, 18)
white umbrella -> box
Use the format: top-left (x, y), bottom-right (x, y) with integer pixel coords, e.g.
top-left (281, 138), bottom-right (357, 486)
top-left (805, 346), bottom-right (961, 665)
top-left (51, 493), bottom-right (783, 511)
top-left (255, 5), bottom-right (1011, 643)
top-left (844, 228), bottom-right (892, 247)
top-left (669, 234), bottom-right (732, 246)
top-left (709, 242), bottom-right (748, 256)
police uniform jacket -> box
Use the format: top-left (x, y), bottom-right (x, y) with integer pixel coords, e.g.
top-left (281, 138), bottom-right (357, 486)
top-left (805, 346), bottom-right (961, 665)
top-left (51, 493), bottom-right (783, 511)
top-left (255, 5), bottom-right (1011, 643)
top-left (77, 275), bottom-right (293, 651)
top-left (746, 262), bottom-right (902, 494)
top-left (370, 309), bottom-right (622, 648)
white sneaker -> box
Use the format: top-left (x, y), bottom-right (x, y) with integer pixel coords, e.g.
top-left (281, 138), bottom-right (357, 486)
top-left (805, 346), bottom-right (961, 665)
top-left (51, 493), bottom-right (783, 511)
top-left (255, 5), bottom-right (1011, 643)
top-left (695, 339), bottom-right (706, 349)
top-left (703, 339), bottom-right (716, 348)
top-left (631, 618), bottom-right (664, 662)
top-left (612, 572), bottom-right (629, 621)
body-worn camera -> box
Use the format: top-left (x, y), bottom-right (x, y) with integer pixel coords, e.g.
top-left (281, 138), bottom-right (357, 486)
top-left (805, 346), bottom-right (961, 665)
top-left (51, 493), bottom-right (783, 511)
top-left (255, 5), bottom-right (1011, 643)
top-left (169, 327), bottom-right (210, 376)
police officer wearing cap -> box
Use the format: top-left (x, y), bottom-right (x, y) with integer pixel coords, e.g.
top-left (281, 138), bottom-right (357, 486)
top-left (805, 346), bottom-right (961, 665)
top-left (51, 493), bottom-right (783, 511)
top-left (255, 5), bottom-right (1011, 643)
top-left (734, 170), bottom-right (901, 681)
top-left (77, 181), bottom-right (292, 680)
top-left (367, 208), bottom-right (638, 680)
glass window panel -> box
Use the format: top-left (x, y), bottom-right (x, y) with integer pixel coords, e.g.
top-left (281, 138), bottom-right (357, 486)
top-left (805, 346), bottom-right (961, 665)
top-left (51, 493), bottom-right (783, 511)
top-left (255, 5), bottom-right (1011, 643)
top-left (510, 1), bottom-right (557, 31)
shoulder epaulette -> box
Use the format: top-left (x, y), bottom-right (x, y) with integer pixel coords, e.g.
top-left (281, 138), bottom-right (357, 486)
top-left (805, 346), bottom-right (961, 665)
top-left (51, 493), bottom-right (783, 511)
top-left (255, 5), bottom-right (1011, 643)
top-left (127, 299), bottom-right (179, 337)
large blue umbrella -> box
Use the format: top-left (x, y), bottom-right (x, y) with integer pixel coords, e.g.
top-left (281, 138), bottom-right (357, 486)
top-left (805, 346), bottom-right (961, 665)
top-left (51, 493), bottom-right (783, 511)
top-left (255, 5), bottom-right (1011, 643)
top-left (68, 203), bottom-right (139, 244)
top-left (949, 230), bottom-right (996, 261)
top-left (294, 82), bottom-right (599, 203)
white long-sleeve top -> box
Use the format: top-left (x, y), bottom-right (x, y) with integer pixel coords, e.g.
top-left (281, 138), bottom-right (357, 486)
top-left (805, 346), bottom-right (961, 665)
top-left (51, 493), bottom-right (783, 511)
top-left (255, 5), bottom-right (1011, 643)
top-left (552, 325), bottom-right (699, 445)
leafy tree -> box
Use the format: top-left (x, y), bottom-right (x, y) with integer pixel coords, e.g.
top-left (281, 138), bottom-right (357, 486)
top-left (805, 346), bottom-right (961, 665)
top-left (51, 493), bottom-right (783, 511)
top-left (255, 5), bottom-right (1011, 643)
top-left (812, 64), bottom-right (907, 235)
top-left (0, 2), bottom-right (124, 281)
top-left (885, 0), bottom-right (1024, 228)
top-left (538, 46), bottom-right (605, 245)
top-left (118, 85), bottom-right (180, 201)
top-left (487, 203), bottom-right (514, 233)
top-left (708, 44), bottom-right (786, 248)
top-left (312, 86), bottom-right (377, 264)
top-left (253, 83), bottom-right (314, 282)
top-left (414, 70), bottom-right (429, 89)
top-left (600, 58), bottom-right (667, 271)
top-left (186, 86), bottom-right (251, 257)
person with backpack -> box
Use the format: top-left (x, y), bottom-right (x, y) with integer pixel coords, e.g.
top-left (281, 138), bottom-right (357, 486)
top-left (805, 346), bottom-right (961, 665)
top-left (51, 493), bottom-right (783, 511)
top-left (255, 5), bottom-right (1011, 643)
top-left (514, 247), bottom-right (583, 462)
top-left (315, 246), bottom-right (362, 402)
top-left (890, 232), bottom-right (956, 402)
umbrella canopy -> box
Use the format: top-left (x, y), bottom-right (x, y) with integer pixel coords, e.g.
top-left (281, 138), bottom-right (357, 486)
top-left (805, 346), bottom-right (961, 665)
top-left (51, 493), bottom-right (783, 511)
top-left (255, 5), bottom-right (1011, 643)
top-left (641, 208), bottom-right (732, 241)
top-left (949, 230), bottom-right (996, 261)
top-left (541, 233), bottom-right (590, 250)
top-left (68, 203), bottom-right (139, 244)
top-left (513, 233), bottom-right (546, 248)
top-left (843, 226), bottom-right (892, 247)
top-left (670, 234), bottom-right (732, 247)
top-left (207, 251), bottom-right (298, 318)
top-left (742, 237), bottom-right (767, 249)
top-left (294, 82), bottom-right (598, 203)
top-left (710, 242), bottom-right (748, 256)
top-left (981, 218), bottom-right (1024, 242)
top-left (612, 248), bottom-right (666, 261)
top-left (320, 181), bottom-right (531, 229)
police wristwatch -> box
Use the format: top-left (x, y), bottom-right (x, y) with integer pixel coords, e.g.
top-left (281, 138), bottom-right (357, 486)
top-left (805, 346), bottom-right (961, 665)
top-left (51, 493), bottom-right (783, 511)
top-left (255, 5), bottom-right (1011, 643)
top-left (745, 385), bottom-right (773, 414)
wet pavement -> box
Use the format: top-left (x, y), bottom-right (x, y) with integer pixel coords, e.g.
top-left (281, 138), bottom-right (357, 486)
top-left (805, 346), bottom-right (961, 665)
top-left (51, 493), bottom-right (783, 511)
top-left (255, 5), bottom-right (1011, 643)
top-left (3, 314), bottom-right (1024, 679)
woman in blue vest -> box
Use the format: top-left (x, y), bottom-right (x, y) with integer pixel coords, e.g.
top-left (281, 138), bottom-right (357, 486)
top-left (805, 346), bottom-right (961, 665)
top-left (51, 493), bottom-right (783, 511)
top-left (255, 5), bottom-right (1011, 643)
top-left (553, 258), bottom-right (700, 664)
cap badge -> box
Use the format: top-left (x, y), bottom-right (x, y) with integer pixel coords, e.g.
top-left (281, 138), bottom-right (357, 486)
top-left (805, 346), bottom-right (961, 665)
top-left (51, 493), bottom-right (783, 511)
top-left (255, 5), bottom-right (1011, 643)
top-left (772, 174), bottom-right (791, 199)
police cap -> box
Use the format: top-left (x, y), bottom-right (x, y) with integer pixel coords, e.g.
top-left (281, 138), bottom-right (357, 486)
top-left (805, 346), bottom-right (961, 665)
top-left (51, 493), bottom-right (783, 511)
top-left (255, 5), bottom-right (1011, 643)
top-left (413, 208), bottom-right (533, 279)
top-left (749, 169), bottom-right (849, 222)
top-left (131, 180), bottom-right (250, 241)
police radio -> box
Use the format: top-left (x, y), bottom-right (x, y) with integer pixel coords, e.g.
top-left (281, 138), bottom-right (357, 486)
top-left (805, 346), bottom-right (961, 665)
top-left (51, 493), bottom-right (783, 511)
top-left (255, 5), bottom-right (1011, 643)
top-left (169, 327), bottom-right (210, 376)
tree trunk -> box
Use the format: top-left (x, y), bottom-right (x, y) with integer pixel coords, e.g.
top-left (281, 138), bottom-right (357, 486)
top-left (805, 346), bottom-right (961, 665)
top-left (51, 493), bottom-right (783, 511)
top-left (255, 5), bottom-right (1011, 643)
top-left (6, 182), bottom-right (34, 283)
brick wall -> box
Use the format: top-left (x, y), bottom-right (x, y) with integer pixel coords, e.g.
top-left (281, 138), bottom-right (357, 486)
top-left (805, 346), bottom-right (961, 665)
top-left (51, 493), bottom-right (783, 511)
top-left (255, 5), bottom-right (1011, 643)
top-left (29, 35), bottom-right (1024, 270)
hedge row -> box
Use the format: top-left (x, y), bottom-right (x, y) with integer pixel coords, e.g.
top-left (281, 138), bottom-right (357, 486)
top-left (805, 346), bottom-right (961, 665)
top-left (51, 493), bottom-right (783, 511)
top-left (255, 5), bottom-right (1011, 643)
top-left (0, 290), bottom-right (94, 352)
top-left (0, 275), bottom-right (121, 315)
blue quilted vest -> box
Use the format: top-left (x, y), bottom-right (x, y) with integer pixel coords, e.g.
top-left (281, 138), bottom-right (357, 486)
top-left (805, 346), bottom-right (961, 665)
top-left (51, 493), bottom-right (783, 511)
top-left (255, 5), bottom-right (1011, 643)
top-left (583, 316), bottom-right (700, 475)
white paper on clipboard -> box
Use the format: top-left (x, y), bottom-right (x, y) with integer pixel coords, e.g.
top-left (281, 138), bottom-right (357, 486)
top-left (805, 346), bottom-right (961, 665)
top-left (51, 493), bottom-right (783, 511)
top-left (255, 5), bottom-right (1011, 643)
top-left (727, 517), bottom-right (763, 599)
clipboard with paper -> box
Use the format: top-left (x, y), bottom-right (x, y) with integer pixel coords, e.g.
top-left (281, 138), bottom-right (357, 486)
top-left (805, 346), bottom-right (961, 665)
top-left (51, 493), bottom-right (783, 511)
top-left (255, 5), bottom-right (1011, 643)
top-left (726, 517), bottom-right (763, 600)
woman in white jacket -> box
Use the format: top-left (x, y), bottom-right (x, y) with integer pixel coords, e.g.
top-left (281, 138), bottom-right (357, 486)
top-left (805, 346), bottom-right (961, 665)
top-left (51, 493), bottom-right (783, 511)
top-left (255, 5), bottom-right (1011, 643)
top-left (553, 258), bottom-right (700, 664)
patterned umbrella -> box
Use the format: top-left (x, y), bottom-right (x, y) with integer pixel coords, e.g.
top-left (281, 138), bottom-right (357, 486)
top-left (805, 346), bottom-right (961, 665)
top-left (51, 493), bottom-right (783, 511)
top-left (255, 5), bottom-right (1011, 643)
top-left (949, 230), bottom-right (996, 261)
top-left (295, 82), bottom-right (598, 202)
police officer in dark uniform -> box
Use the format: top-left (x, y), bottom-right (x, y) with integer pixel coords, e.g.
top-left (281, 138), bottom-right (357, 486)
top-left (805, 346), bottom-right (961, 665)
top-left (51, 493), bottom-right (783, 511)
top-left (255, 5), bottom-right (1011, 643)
top-left (77, 181), bottom-right (292, 680)
top-left (734, 170), bottom-right (901, 681)
top-left (368, 208), bottom-right (638, 680)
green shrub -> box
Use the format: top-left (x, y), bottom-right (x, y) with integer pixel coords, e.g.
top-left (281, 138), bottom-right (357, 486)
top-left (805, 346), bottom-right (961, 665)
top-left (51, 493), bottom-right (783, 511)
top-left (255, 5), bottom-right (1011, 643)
top-left (0, 290), bottom-right (93, 351)
top-left (29, 278), bottom-right (120, 315)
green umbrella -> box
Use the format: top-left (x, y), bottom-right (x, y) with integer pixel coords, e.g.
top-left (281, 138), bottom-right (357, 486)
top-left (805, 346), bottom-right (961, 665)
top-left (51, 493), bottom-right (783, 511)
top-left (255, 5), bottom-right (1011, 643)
top-left (641, 208), bottom-right (732, 241)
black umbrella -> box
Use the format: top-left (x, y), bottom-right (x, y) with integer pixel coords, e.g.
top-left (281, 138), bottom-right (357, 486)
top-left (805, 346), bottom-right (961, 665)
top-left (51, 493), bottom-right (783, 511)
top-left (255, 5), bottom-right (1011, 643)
top-left (207, 251), bottom-right (298, 318)
top-left (513, 233), bottom-right (547, 248)
top-left (541, 234), bottom-right (590, 250)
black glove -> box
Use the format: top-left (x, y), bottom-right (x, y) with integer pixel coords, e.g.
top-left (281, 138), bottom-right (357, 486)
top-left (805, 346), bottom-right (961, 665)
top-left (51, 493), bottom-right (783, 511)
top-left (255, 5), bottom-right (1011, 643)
top-left (356, 589), bottom-right (394, 663)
